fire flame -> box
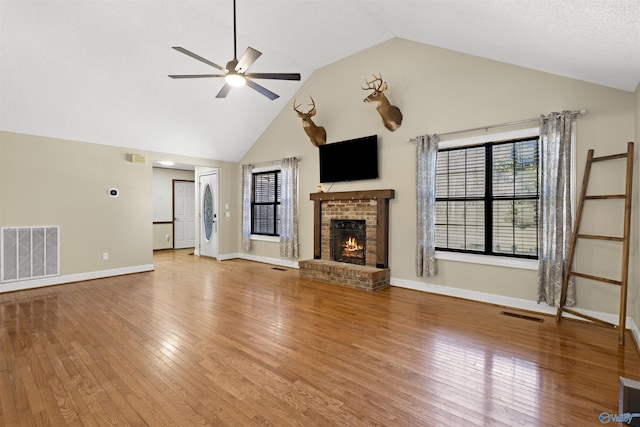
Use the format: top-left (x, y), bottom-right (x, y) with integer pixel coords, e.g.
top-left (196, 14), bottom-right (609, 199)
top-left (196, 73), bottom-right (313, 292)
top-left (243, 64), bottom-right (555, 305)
top-left (343, 236), bottom-right (363, 252)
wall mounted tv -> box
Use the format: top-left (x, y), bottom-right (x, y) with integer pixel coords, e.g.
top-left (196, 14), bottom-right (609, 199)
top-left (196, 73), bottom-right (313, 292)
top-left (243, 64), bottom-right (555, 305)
top-left (319, 135), bottom-right (379, 183)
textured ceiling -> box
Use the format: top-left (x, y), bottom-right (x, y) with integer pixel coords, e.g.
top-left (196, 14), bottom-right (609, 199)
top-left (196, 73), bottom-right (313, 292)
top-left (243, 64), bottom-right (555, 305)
top-left (1, 0), bottom-right (639, 162)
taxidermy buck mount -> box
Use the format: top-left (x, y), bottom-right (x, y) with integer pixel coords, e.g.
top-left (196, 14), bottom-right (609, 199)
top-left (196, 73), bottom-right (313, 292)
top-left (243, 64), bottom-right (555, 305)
top-left (362, 73), bottom-right (403, 131)
top-left (293, 96), bottom-right (327, 147)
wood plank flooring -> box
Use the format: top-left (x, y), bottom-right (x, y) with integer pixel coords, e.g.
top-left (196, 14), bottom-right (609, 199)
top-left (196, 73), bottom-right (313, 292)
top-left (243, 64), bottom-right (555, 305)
top-left (1, 249), bottom-right (638, 426)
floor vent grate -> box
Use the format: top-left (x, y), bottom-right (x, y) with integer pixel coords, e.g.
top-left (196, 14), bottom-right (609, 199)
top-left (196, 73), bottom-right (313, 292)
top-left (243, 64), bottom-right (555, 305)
top-left (500, 311), bottom-right (544, 323)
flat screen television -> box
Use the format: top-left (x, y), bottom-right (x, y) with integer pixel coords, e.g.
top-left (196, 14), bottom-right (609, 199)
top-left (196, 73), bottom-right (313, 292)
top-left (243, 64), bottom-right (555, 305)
top-left (319, 135), bottom-right (378, 183)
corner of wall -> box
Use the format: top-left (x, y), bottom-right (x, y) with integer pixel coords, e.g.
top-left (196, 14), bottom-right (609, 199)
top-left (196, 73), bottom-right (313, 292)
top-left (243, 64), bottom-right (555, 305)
top-left (633, 82), bottom-right (640, 328)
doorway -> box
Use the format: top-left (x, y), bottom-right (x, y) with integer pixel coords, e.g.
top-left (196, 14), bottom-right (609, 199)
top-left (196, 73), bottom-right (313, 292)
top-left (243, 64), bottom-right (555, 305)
top-left (198, 171), bottom-right (219, 259)
top-left (173, 180), bottom-right (195, 249)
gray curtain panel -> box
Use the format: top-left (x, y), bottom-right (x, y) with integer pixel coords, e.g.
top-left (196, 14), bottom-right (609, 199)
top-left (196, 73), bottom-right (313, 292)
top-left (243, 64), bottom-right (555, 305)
top-left (416, 134), bottom-right (439, 277)
top-left (241, 164), bottom-right (253, 251)
top-left (537, 111), bottom-right (576, 306)
top-left (280, 157), bottom-right (299, 258)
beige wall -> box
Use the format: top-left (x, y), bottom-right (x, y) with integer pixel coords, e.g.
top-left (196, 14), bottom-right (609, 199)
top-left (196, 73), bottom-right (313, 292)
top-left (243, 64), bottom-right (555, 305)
top-left (1, 132), bottom-right (153, 274)
top-left (0, 131), bottom-right (239, 280)
top-left (153, 222), bottom-right (173, 250)
top-left (241, 38), bottom-right (637, 315)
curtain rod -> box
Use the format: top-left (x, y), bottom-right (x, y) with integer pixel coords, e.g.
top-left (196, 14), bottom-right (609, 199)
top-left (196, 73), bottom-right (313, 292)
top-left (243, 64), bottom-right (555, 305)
top-left (248, 157), bottom-right (301, 167)
top-left (407, 109), bottom-right (587, 143)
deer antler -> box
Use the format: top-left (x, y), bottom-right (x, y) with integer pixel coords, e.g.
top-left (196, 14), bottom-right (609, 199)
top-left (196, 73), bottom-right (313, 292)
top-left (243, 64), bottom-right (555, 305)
top-left (293, 96), bottom-right (316, 116)
top-left (293, 98), bottom-right (302, 114)
top-left (361, 73), bottom-right (383, 91)
top-left (307, 96), bottom-right (316, 116)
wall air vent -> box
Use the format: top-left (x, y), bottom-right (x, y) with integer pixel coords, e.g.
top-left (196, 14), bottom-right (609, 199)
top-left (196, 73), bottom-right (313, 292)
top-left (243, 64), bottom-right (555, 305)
top-left (1, 226), bottom-right (60, 283)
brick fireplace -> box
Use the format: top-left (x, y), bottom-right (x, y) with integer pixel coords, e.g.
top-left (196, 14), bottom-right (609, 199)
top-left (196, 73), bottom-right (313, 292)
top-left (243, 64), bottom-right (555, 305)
top-left (299, 189), bottom-right (394, 291)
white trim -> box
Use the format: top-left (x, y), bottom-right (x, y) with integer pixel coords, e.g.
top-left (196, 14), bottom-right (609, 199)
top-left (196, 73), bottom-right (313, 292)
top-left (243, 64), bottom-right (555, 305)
top-left (250, 234), bottom-right (280, 243)
top-left (0, 264), bottom-right (154, 293)
top-left (197, 169), bottom-right (220, 259)
top-left (252, 165), bottom-right (281, 173)
top-left (438, 127), bottom-right (539, 149)
top-left (436, 251), bottom-right (538, 270)
top-left (391, 276), bottom-right (639, 344)
top-left (629, 318), bottom-right (640, 349)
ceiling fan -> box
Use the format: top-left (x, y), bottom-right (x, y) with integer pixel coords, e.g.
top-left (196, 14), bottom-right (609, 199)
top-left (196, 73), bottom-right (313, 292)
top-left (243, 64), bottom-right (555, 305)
top-left (168, 0), bottom-right (300, 100)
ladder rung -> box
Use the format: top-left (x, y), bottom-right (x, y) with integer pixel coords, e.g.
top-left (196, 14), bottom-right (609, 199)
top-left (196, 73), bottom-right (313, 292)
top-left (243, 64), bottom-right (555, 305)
top-left (584, 194), bottom-right (627, 200)
top-left (570, 271), bottom-right (621, 285)
top-left (591, 152), bottom-right (628, 162)
top-left (560, 308), bottom-right (618, 328)
top-left (576, 234), bottom-right (624, 242)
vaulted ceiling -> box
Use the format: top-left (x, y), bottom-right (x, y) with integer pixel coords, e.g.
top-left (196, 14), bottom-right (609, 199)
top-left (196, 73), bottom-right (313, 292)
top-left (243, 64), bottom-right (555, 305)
top-left (1, 1), bottom-right (638, 162)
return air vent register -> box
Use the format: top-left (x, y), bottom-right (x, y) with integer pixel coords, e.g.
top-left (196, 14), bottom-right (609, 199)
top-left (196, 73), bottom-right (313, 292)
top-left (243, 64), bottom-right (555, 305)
top-left (1, 226), bottom-right (60, 283)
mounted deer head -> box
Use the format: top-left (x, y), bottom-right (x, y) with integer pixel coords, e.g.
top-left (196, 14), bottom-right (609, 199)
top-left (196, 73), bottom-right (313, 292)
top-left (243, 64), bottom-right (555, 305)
top-left (362, 73), bottom-right (403, 131)
top-left (293, 96), bottom-right (327, 147)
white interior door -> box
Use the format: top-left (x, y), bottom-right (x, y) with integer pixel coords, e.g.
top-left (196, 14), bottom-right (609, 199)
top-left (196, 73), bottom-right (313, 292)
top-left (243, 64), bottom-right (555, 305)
top-left (174, 180), bottom-right (195, 249)
top-left (199, 172), bottom-right (219, 258)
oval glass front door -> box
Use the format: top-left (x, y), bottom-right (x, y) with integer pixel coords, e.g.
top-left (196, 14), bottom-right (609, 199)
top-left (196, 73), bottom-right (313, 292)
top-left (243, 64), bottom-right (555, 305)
top-left (203, 183), bottom-right (213, 241)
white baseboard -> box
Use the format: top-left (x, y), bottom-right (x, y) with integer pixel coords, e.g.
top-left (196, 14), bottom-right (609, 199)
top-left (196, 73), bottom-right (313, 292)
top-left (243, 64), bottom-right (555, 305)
top-left (0, 264), bottom-right (154, 293)
top-left (217, 252), bottom-right (239, 261)
top-left (218, 252), bottom-right (299, 269)
top-left (628, 318), bottom-right (640, 349)
top-left (391, 277), bottom-right (640, 346)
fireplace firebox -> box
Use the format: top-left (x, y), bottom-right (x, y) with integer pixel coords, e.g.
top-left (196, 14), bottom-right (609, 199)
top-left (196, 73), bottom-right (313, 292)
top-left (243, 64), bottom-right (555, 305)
top-left (331, 219), bottom-right (366, 265)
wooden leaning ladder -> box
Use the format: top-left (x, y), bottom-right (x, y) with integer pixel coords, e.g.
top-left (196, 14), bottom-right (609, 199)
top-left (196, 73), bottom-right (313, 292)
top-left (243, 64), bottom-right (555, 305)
top-left (556, 141), bottom-right (634, 346)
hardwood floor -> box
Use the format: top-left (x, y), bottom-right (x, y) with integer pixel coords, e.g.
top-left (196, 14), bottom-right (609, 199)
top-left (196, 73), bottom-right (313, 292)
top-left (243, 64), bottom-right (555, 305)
top-left (1, 249), bottom-right (638, 426)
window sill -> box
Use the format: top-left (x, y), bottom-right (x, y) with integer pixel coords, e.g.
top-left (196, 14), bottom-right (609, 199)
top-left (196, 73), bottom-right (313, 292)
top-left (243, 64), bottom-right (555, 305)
top-left (435, 251), bottom-right (538, 271)
top-left (250, 234), bottom-right (280, 243)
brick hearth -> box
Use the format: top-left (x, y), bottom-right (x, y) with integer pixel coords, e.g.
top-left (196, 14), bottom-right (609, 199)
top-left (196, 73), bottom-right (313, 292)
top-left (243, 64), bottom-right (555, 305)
top-left (299, 260), bottom-right (390, 291)
top-left (299, 189), bottom-right (395, 291)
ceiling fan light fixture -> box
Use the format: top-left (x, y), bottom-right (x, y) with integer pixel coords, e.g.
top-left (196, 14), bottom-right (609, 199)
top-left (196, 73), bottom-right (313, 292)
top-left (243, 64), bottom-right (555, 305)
top-left (169, 0), bottom-right (300, 99)
top-left (225, 73), bottom-right (246, 87)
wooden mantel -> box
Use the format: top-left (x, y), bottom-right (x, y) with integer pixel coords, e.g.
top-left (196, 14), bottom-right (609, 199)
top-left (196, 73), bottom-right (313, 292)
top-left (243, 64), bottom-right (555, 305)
top-left (309, 189), bottom-right (395, 202)
top-left (310, 189), bottom-right (395, 268)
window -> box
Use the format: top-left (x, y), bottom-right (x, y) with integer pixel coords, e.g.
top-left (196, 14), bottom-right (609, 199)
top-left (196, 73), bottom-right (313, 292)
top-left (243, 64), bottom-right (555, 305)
top-left (251, 170), bottom-right (281, 236)
top-left (435, 137), bottom-right (539, 259)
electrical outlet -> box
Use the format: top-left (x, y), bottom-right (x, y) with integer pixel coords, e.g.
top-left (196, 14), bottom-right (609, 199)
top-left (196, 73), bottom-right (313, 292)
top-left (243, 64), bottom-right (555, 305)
top-left (102, 252), bottom-right (109, 261)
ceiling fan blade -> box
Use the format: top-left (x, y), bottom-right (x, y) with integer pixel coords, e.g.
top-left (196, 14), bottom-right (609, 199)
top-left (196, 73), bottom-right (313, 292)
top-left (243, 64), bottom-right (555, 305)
top-left (168, 74), bottom-right (225, 79)
top-left (236, 47), bottom-right (262, 72)
top-left (245, 72), bottom-right (301, 81)
top-left (215, 83), bottom-right (233, 98)
top-left (172, 47), bottom-right (224, 71)
top-left (245, 79), bottom-right (279, 100)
